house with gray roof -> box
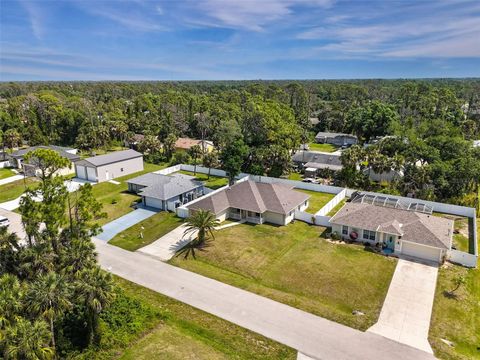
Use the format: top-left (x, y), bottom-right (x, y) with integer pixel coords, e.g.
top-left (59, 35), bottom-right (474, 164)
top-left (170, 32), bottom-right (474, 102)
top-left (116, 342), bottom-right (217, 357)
top-left (10, 145), bottom-right (80, 177)
top-left (127, 173), bottom-right (204, 210)
top-left (315, 131), bottom-right (358, 146)
top-left (74, 149), bottom-right (143, 182)
top-left (187, 180), bottom-right (310, 226)
top-left (292, 151), bottom-right (343, 178)
top-left (329, 195), bottom-right (453, 263)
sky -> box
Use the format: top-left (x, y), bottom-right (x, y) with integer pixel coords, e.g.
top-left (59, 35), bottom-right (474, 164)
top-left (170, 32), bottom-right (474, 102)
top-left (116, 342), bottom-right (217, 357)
top-left (1, 0), bottom-right (480, 81)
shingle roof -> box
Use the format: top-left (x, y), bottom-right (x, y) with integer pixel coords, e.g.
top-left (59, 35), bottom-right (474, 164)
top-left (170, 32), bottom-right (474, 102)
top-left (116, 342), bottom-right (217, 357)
top-left (292, 151), bottom-right (343, 170)
top-left (315, 132), bottom-right (357, 139)
top-left (10, 145), bottom-right (80, 161)
top-left (188, 180), bottom-right (310, 215)
top-left (174, 137), bottom-right (213, 150)
top-left (329, 202), bottom-right (453, 249)
top-left (127, 173), bottom-right (203, 200)
top-left (82, 149), bottom-right (142, 167)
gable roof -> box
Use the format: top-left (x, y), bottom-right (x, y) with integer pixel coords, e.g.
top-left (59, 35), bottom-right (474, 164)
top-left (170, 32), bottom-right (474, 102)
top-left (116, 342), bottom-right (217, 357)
top-left (329, 202), bottom-right (453, 249)
top-left (80, 149), bottom-right (142, 167)
top-left (127, 173), bottom-right (203, 200)
top-left (188, 180), bottom-right (310, 215)
top-left (175, 137), bottom-right (213, 150)
top-left (10, 145), bottom-right (80, 162)
top-left (292, 151), bottom-right (343, 170)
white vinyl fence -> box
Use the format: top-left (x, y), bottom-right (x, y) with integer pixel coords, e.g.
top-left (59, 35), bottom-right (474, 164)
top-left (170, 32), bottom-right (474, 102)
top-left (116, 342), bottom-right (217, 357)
top-left (315, 188), bottom-right (347, 216)
top-left (448, 250), bottom-right (477, 268)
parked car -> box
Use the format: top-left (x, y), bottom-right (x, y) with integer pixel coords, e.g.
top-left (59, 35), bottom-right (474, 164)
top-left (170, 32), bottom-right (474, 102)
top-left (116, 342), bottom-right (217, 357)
top-left (302, 177), bottom-right (319, 184)
top-left (0, 216), bottom-right (10, 228)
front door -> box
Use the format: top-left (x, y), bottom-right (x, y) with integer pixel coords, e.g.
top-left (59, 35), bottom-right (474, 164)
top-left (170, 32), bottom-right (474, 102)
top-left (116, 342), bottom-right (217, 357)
top-left (241, 210), bottom-right (247, 219)
top-left (386, 235), bottom-right (395, 250)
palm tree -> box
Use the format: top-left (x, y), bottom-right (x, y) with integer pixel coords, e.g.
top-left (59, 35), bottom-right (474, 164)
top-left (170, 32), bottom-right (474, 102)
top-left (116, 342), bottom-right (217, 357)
top-left (76, 267), bottom-right (115, 345)
top-left (3, 317), bottom-right (53, 360)
top-left (0, 227), bottom-right (21, 275)
top-left (202, 151), bottom-right (219, 179)
top-left (176, 210), bottom-right (219, 259)
top-left (0, 274), bottom-right (22, 328)
top-left (188, 144), bottom-right (202, 175)
top-left (24, 273), bottom-right (71, 356)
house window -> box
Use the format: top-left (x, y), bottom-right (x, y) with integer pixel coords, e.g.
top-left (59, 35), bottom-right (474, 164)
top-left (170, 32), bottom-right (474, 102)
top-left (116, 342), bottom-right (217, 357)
top-left (342, 226), bottom-right (348, 235)
top-left (363, 230), bottom-right (376, 241)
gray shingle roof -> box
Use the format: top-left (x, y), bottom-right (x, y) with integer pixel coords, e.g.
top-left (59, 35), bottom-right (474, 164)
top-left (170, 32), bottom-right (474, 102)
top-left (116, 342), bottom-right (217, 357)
top-left (188, 180), bottom-right (310, 215)
top-left (128, 173), bottom-right (203, 200)
top-left (315, 132), bottom-right (357, 139)
top-left (329, 202), bottom-right (453, 249)
top-left (82, 149), bottom-right (142, 167)
top-left (10, 145), bottom-right (80, 161)
top-left (292, 151), bottom-right (343, 169)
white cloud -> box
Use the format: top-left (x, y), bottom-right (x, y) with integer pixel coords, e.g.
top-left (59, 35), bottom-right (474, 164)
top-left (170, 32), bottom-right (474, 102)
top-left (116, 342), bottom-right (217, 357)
top-left (19, 0), bottom-right (45, 39)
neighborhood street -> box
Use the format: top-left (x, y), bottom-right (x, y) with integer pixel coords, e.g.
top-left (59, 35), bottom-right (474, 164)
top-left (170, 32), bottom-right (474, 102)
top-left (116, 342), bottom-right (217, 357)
top-left (94, 238), bottom-right (435, 360)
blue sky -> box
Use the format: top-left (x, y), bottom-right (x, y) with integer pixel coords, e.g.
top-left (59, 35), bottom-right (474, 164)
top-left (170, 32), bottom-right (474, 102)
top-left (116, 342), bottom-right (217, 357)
top-left (1, 0), bottom-right (479, 80)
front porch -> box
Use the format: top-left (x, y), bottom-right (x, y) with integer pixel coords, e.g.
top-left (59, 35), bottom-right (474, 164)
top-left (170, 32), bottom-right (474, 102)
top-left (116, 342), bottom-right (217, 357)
top-left (229, 208), bottom-right (264, 224)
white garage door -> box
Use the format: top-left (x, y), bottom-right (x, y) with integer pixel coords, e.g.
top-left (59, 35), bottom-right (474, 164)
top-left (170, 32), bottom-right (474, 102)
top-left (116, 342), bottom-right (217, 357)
top-left (401, 241), bottom-right (441, 262)
top-left (144, 197), bottom-right (163, 210)
top-left (86, 167), bottom-right (97, 182)
top-left (76, 165), bottom-right (86, 179)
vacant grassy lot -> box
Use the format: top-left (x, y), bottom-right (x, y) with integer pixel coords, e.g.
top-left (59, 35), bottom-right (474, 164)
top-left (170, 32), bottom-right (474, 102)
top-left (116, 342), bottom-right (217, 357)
top-left (0, 177), bottom-right (39, 203)
top-left (178, 170), bottom-right (228, 189)
top-left (0, 168), bottom-right (15, 180)
top-left (170, 221), bottom-right (396, 330)
top-left (109, 211), bottom-right (184, 251)
top-left (297, 189), bottom-right (335, 213)
top-left (89, 163), bottom-right (167, 226)
top-left (308, 142), bottom-right (338, 152)
top-left (100, 277), bottom-right (295, 360)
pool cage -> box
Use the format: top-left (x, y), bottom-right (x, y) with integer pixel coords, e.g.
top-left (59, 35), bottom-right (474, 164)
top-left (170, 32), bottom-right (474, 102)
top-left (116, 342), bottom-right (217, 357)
top-left (350, 192), bottom-right (433, 215)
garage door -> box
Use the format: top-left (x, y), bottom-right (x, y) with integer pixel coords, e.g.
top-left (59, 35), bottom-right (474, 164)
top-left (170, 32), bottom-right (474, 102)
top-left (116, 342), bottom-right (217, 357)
top-left (76, 165), bottom-right (86, 179)
top-left (144, 197), bottom-right (163, 210)
top-left (401, 241), bottom-right (441, 262)
top-left (86, 167), bottom-right (97, 182)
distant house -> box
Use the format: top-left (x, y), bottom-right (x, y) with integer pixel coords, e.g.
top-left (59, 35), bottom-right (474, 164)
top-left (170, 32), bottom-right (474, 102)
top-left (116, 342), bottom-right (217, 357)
top-left (10, 145), bottom-right (80, 177)
top-left (124, 134), bottom-right (145, 149)
top-left (74, 149), bottom-right (143, 182)
top-left (175, 137), bottom-right (214, 153)
top-left (329, 194), bottom-right (453, 263)
top-left (127, 172), bottom-right (204, 210)
top-left (363, 168), bottom-right (404, 183)
top-left (187, 180), bottom-right (310, 226)
top-left (315, 132), bottom-right (358, 146)
top-left (292, 151), bottom-right (343, 177)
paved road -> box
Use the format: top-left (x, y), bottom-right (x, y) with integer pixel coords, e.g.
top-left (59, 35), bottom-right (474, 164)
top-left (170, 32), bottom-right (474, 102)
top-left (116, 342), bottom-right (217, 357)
top-left (96, 207), bottom-right (158, 241)
top-left (0, 174), bottom-right (23, 186)
top-left (94, 239), bottom-right (435, 360)
top-left (368, 258), bottom-right (438, 353)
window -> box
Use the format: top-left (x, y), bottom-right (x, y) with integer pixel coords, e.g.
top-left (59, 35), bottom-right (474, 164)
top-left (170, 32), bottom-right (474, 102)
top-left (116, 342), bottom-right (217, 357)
top-left (342, 226), bottom-right (348, 235)
top-left (363, 230), bottom-right (376, 241)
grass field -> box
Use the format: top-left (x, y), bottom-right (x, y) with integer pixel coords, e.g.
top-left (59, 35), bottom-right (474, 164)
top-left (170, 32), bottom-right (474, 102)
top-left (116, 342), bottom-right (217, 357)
top-left (287, 172), bottom-right (303, 181)
top-left (170, 221), bottom-right (396, 330)
top-left (433, 213), bottom-right (471, 253)
top-left (297, 189), bottom-right (335, 213)
top-left (0, 177), bottom-right (39, 203)
top-left (88, 163), bottom-right (167, 226)
top-left (0, 168), bottom-right (15, 180)
top-left (178, 170), bottom-right (228, 189)
top-left (308, 143), bottom-right (338, 152)
top-left (103, 277), bottom-right (295, 360)
top-left (109, 211), bottom-right (184, 251)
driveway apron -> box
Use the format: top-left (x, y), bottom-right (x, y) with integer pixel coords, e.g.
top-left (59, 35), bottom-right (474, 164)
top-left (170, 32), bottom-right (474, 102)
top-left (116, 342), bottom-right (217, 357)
top-left (97, 207), bottom-right (158, 241)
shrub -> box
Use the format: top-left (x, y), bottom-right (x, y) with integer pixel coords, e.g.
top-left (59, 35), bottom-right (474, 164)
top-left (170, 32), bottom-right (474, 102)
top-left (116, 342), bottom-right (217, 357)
top-left (331, 231), bottom-right (341, 240)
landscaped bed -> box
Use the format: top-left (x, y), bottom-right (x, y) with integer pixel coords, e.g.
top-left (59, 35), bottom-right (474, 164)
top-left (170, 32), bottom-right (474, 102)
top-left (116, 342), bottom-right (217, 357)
top-left (297, 189), bottom-right (335, 213)
top-left (178, 170), bottom-right (229, 189)
top-left (84, 276), bottom-right (295, 359)
top-left (170, 221), bottom-right (397, 330)
top-left (109, 211), bottom-right (184, 251)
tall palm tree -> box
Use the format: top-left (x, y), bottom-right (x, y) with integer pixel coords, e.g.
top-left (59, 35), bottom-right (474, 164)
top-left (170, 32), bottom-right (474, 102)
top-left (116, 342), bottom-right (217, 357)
top-left (176, 210), bottom-right (219, 259)
top-left (188, 144), bottom-right (202, 175)
top-left (0, 227), bottom-right (21, 275)
top-left (0, 274), bottom-right (22, 328)
top-left (24, 273), bottom-right (71, 356)
top-left (76, 267), bottom-right (115, 345)
top-left (3, 317), bottom-right (53, 360)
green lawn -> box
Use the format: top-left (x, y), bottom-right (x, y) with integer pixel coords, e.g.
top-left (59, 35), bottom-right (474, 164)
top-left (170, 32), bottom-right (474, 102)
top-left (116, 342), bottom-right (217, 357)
top-left (308, 142), bottom-right (338, 152)
top-left (0, 168), bottom-right (15, 180)
top-left (88, 162), bottom-right (167, 226)
top-left (297, 189), bottom-right (335, 213)
top-left (170, 221), bottom-right (396, 330)
top-left (109, 211), bottom-right (184, 251)
top-left (0, 177), bottom-right (39, 203)
top-left (92, 277), bottom-right (295, 360)
top-left (327, 199), bottom-right (347, 216)
top-left (287, 172), bottom-right (302, 181)
top-left (178, 170), bottom-right (228, 190)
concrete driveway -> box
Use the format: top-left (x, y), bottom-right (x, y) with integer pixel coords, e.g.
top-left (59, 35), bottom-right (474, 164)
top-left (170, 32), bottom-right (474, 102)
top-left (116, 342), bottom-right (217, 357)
top-left (0, 208), bottom-right (26, 240)
top-left (368, 258), bottom-right (438, 353)
top-left (96, 206), bottom-right (158, 242)
top-left (138, 223), bottom-right (196, 261)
